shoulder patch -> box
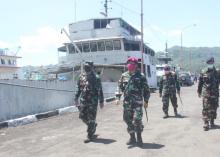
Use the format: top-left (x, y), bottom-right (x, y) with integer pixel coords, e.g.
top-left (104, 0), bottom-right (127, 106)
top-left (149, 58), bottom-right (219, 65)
top-left (201, 68), bottom-right (209, 74)
top-left (122, 71), bottom-right (130, 78)
top-left (171, 72), bottom-right (176, 76)
top-left (95, 74), bottom-right (100, 79)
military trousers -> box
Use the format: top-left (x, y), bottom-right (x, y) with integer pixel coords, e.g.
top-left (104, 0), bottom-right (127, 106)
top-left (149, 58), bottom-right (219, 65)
top-left (162, 93), bottom-right (178, 114)
top-left (123, 101), bottom-right (144, 133)
top-left (202, 97), bottom-right (218, 123)
top-left (78, 103), bottom-right (98, 136)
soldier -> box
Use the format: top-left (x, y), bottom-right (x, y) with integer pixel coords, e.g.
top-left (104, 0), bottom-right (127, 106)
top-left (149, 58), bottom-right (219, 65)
top-left (197, 57), bottom-right (219, 131)
top-left (115, 57), bottom-right (150, 147)
top-left (74, 62), bottom-right (104, 143)
top-left (159, 65), bottom-right (180, 118)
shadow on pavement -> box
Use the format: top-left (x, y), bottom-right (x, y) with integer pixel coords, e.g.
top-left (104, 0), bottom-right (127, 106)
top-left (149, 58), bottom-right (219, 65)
top-left (168, 115), bottom-right (188, 118)
top-left (210, 125), bottom-right (220, 130)
top-left (141, 143), bottom-right (165, 149)
top-left (92, 138), bottom-right (117, 144)
top-left (128, 143), bottom-right (165, 149)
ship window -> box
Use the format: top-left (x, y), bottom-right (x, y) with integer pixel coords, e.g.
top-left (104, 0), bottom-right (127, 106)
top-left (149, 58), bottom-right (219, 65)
top-left (8, 60), bottom-right (11, 65)
top-left (124, 42), bottom-right (140, 51)
top-left (94, 20), bottom-right (101, 29)
top-left (97, 41), bottom-right (105, 51)
top-left (1, 59), bottom-right (5, 64)
top-left (82, 43), bottom-right (90, 52)
top-left (68, 44), bottom-right (75, 54)
top-left (76, 43), bottom-right (82, 52)
top-left (151, 51), bottom-right (155, 56)
top-left (105, 40), bottom-right (113, 51)
top-left (147, 65), bottom-right (151, 77)
top-left (132, 43), bottom-right (140, 51)
top-left (124, 43), bottom-right (130, 51)
top-left (101, 20), bottom-right (108, 28)
top-left (113, 40), bottom-right (121, 50)
top-left (13, 60), bottom-right (16, 65)
top-left (94, 19), bottom-right (111, 29)
top-left (147, 48), bottom-right (150, 54)
top-left (145, 48), bottom-right (150, 54)
top-left (144, 47), bottom-right (147, 54)
top-left (90, 42), bottom-right (98, 52)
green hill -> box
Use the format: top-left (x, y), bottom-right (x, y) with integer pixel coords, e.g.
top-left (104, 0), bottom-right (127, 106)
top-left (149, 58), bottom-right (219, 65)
top-left (156, 46), bottom-right (220, 72)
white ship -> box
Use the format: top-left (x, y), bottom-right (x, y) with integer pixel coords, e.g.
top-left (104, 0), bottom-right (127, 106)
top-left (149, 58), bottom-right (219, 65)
top-left (57, 17), bottom-right (157, 89)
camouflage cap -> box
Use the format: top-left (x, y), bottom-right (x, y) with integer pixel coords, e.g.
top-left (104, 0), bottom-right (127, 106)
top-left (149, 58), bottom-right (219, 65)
top-left (84, 61), bottom-right (94, 72)
top-left (206, 57), bottom-right (214, 64)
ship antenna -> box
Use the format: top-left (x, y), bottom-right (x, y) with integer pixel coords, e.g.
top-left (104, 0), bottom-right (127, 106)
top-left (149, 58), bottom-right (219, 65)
top-left (101, 0), bottom-right (111, 17)
top-left (165, 41), bottom-right (168, 52)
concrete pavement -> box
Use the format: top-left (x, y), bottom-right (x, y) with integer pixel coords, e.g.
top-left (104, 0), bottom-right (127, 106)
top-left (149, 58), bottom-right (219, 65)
top-left (0, 85), bottom-right (220, 157)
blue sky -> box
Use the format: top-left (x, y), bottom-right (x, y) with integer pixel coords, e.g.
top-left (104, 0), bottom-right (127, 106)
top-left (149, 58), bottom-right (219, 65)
top-left (0, 0), bottom-right (219, 66)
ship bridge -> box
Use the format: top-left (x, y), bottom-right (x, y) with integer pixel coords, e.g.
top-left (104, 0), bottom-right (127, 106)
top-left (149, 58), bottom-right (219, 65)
top-left (69, 18), bottom-right (140, 41)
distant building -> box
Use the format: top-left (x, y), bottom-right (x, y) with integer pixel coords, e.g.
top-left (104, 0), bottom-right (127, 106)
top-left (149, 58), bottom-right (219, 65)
top-left (0, 48), bottom-right (21, 79)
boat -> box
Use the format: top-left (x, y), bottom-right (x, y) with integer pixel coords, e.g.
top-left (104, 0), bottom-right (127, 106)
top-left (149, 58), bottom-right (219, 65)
top-left (57, 17), bottom-right (157, 89)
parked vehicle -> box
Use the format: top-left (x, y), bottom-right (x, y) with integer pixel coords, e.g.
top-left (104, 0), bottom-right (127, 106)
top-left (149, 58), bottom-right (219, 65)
top-left (179, 72), bottom-right (194, 86)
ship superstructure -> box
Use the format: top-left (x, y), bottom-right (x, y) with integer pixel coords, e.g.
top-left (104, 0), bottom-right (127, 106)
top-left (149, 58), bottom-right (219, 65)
top-left (58, 18), bottom-right (157, 88)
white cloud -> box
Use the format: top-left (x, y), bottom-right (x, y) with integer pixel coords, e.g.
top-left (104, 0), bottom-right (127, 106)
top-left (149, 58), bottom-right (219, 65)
top-left (150, 25), bottom-right (161, 32)
top-left (167, 29), bottom-right (181, 38)
top-left (0, 41), bottom-right (11, 48)
top-left (17, 26), bottom-right (69, 66)
top-left (19, 26), bottom-right (68, 54)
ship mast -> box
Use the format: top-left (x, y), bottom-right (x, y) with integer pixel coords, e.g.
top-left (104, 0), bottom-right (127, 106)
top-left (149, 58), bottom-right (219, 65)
top-left (104, 0), bottom-right (108, 17)
top-left (101, 0), bottom-right (111, 17)
top-left (140, 0), bottom-right (144, 73)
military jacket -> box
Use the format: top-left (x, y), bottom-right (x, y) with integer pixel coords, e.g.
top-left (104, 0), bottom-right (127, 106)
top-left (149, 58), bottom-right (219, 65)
top-left (116, 71), bottom-right (150, 103)
top-left (198, 67), bottom-right (219, 98)
top-left (75, 72), bottom-right (104, 104)
top-left (159, 72), bottom-right (180, 95)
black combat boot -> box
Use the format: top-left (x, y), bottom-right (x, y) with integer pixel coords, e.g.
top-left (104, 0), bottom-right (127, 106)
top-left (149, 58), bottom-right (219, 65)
top-left (174, 108), bottom-right (178, 117)
top-left (84, 123), bottom-right (98, 143)
top-left (163, 112), bottom-right (169, 119)
top-left (203, 121), bottom-right (209, 131)
top-left (136, 132), bottom-right (143, 147)
top-left (210, 119), bottom-right (215, 128)
top-left (84, 133), bottom-right (98, 143)
top-left (126, 133), bottom-right (136, 145)
top-left (84, 135), bottom-right (93, 143)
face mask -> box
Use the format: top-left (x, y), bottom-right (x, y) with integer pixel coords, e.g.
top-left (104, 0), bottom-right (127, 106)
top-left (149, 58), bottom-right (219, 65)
top-left (207, 64), bottom-right (214, 69)
top-left (164, 71), bottom-right (170, 75)
top-left (127, 64), bottom-right (136, 72)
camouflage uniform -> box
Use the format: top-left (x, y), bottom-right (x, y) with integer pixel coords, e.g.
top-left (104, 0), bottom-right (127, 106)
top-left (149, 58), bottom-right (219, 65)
top-left (75, 69), bottom-right (104, 138)
top-left (117, 71), bottom-right (150, 133)
top-left (159, 72), bottom-right (180, 117)
top-left (198, 66), bottom-right (219, 130)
